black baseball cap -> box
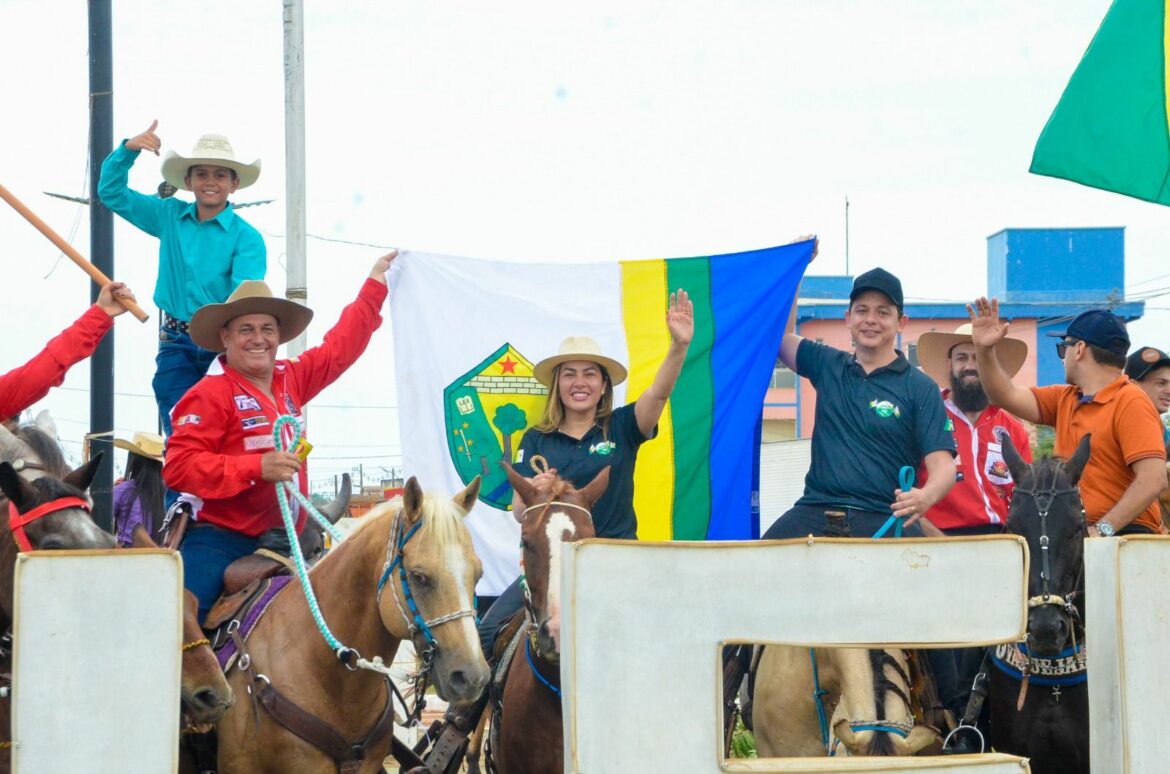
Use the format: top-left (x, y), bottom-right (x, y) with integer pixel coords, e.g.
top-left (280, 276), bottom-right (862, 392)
top-left (850, 267), bottom-right (904, 311)
top-left (1045, 309), bottom-right (1130, 359)
top-left (1125, 346), bottom-right (1170, 381)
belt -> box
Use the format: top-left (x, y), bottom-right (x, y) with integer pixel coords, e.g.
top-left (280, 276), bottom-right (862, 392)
top-left (162, 313), bottom-right (190, 335)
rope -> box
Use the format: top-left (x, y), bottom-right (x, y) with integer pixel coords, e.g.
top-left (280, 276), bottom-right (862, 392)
top-left (182, 638), bottom-right (211, 652)
top-left (809, 648), bottom-right (833, 755)
top-left (271, 415), bottom-right (353, 664)
top-left (873, 466), bottom-right (917, 539)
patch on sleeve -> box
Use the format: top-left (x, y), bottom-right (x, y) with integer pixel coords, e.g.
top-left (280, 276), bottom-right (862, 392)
top-left (515, 449), bottom-right (525, 463)
top-left (234, 394), bottom-right (262, 412)
top-left (244, 435), bottom-right (276, 451)
top-left (176, 414), bottom-right (201, 426)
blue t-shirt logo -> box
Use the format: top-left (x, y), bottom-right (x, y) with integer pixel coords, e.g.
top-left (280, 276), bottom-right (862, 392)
top-left (589, 441), bottom-right (616, 456)
top-left (868, 399), bottom-right (901, 419)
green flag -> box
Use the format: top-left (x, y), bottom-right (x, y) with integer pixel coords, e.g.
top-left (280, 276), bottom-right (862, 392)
top-left (1030, 0), bottom-right (1170, 205)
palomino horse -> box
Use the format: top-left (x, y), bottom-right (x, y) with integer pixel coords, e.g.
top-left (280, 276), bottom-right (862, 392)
top-left (477, 462), bottom-right (610, 774)
top-left (128, 525), bottom-right (234, 729)
top-left (986, 433), bottom-right (1090, 774)
top-left (213, 475), bottom-right (490, 774)
top-left (0, 416), bottom-right (118, 773)
top-left (752, 645), bottom-right (939, 757)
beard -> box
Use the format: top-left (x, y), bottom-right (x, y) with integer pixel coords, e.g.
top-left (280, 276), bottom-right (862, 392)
top-left (949, 370), bottom-right (989, 414)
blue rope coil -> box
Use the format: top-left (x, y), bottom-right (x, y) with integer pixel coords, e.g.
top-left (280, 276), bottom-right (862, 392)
top-left (873, 466), bottom-right (917, 539)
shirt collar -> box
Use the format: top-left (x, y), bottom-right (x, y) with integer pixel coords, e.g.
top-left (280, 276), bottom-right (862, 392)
top-left (850, 350), bottom-right (910, 374)
top-left (1076, 374), bottom-right (1129, 405)
top-left (179, 201), bottom-right (236, 228)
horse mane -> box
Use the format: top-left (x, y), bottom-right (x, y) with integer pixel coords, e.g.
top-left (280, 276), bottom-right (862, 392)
top-left (868, 650), bottom-right (910, 757)
top-left (13, 423), bottom-right (70, 478)
top-left (346, 491), bottom-right (470, 548)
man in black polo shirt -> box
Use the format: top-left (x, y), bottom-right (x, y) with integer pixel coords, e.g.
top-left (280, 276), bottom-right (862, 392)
top-left (764, 262), bottom-right (957, 539)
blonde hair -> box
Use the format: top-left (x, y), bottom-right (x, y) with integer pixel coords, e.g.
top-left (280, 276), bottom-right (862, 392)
top-left (534, 362), bottom-right (615, 436)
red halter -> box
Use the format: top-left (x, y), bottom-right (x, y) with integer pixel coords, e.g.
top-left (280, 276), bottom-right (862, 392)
top-left (8, 497), bottom-right (90, 552)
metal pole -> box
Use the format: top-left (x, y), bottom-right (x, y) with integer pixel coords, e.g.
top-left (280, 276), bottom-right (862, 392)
top-left (844, 195), bottom-right (850, 276)
top-left (88, 0), bottom-right (114, 530)
top-left (283, 0), bottom-right (308, 357)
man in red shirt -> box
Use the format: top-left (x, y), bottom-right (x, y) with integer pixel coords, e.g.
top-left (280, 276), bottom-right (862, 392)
top-left (164, 252), bottom-right (396, 618)
top-left (1, 282), bottom-right (137, 425)
top-left (916, 323), bottom-right (1033, 535)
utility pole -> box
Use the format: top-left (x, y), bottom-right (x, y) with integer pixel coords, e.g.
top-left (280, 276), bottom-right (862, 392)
top-left (844, 195), bottom-right (851, 276)
top-left (283, 0), bottom-right (308, 357)
top-left (88, 0), bottom-right (114, 530)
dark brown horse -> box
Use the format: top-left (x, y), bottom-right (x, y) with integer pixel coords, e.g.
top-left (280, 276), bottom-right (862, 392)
top-left (479, 463), bottom-right (609, 774)
top-left (988, 433), bottom-right (1091, 774)
top-left (0, 418), bottom-right (118, 774)
top-left (213, 476), bottom-right (490, 773)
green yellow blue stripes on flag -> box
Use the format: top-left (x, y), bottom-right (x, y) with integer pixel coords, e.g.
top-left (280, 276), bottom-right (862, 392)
top-left (1030, 0), bottom-right (1170, 205)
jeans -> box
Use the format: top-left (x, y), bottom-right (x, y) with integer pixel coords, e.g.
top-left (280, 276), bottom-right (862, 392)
top-left (478, 577), bottom-right (524, 657)
top-left (180, 524), bottom-right (259, 622)
top-left (155, 328), bottom-right (217, 437)
top-left (762, 503), bottom-right (926, 540)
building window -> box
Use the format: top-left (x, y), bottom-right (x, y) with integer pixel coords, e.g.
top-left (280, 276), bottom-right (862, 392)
top-left (770, 362), bottom-right (796, 389)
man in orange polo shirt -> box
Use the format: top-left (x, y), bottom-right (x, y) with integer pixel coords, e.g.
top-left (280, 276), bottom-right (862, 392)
top-left (969, 301), bottom-right (1166, 536)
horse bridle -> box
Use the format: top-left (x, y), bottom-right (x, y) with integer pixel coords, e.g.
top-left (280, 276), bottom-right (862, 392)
top-left (1010, 463), bottom-right (1087, 621)
top-left (7, 496), bottom-right (90, 552)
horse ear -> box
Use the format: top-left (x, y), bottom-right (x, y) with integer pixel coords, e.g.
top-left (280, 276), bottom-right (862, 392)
top-left (0, 422), bottom-right (25, 460)
top-left (453, 475), bottom-right (481, 515)
top-left (501, 462), bottom-right (538, 510)
top-left (1064, 434), bottom-right (1092, 485)
top-left (577, 466), bottom-right (611, 511)
top-left (33, 410), bottom-right (57, 440)
top-left (129, 524), bottom-right (158, 549)
top-left (319, 473), bottom-right (351, 525)
top-left (403, 476), bottom-right (424, 524)
top-left (0, 461), bottom-right (37, 512)
top-left (62, 453), bottom-right (103, 493)
top-left (1000, 431), bottom-right (1028, 484)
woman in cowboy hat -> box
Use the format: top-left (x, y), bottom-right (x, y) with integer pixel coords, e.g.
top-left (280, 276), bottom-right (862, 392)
top-left (112, 431), bottom-right (166, 547)
top-left (163, 252), bottom-right (396, 620)
top-left (428, 290), bottom-right (695, 764)
top-left (98, 120), bottom-right (266, 438)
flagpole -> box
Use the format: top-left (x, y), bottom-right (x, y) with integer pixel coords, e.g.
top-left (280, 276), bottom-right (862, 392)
top-left (283, 0), bottom-right (308, 358)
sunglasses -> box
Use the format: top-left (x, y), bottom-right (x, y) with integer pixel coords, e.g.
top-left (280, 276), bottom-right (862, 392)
top-left (1056, 339), bottom-right (1079, 359)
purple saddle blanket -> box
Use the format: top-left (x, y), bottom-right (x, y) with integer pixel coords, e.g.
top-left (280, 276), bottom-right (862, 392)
top-left (214, 575), bottom-right (292, 671)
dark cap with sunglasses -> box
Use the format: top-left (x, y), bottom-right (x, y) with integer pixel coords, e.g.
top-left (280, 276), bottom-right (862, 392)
top-left (1046, 309), bottom-right (1130, 359)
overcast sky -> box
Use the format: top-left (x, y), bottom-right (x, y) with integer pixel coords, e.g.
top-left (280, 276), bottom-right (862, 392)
top-left (2, 0), bottom-right (1166, 486)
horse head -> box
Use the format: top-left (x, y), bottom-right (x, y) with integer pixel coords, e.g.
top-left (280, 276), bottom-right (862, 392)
top-left (375, 475), bottom-right (489, 706)
top-left (1003, 432), bottom-right (1091, 657)
top-left (502, 462), bottom-right (609, 660)
top-left (0, 455), bottom-right (115, 552)
top-left (129, 525), bottom-right (234, 728)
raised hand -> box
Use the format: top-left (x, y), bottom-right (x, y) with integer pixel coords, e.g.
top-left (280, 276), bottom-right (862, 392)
top-left (790, 234), bottom-right (819, 263)
top-left (967, 296), bottom-right (1010, 348)
top-left (96, 281), bottom-right (137, 318)
top-left (667, 288), bottom-right (694, 346)
top-left (126, 119), bottom-right (162, 155)
top-left (368, 250), bottom-right (399, 283)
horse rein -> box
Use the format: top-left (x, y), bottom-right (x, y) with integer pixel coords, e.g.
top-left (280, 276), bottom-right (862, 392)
top-left (7, 497), bottom-right (90, 552)
top-left (1011, 460), bottom-right (1086, 611)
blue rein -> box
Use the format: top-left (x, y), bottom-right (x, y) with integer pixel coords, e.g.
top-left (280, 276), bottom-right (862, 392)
top-left (376, 521), bottom-right (439, 649)
top-left (873, 466), bottom-right (917, 539)
top-left (526, 637), bottom-right (562, 699)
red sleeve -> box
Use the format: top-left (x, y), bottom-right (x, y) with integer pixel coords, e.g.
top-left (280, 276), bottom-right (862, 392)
top-left (288, 278), bottom-right (387, 403)
top-left (0, 305), bottom-right (113, 422)
top-left (162, 381), bottom-right (265, 498)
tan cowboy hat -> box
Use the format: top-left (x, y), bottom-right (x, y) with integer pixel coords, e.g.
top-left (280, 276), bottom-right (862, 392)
top-left (917, 323), bottom-right (1028, 387)
top-left (113, 431), bottom-right (165, 463)
top-left (188, 281), bottom-right (314, 353)
top-left (533, 336), bottom-right (628, 387)
top-left (161, 133), bottom-right (261, 190)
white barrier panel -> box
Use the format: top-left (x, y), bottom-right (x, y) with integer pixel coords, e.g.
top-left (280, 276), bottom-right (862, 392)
top-left (13, 550), bottom-right (183, 773)
top-left (561, 537), bottom-right (1030, 774)
top-left (1086, 536), bottom-right (1170, 773)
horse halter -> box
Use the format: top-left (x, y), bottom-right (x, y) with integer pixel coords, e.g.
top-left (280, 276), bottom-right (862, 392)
top-left (7, 497), bottom-right (90, 552)
top-left (1011, 462), bottom-right (1086, 613)
top-left (376, 510), bottom-right (478, 659)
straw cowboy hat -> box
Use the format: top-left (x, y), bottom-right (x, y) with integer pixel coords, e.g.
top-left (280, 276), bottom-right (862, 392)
top-left (161, 133), bottom-right (261, 190)
top-left (533, 336), bottom-right (628, 387)
top-left (917, 323), bottom-right (1028, 387)
top-left (113, 431), bottom-right (165, 463)
top-left (188, 281), bottom-right (314, 353)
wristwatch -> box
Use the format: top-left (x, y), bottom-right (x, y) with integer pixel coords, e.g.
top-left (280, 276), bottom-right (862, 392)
top-left (1095, 521), bottom-right (1116, 537)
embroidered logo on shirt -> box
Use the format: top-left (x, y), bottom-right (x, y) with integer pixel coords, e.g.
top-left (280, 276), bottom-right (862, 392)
top-left (244, 435), bottom-right (276, 451)
top-left (515, 449), bottom-right (525, 463)
top-left (234, 394), bottom-right (262, 412)
top-left (589, 441), bottom-right (616, 456)
top-left (284, 395), bottom-right (299, 415)
top-left (241, 416), bottom-right (271, 430)
top-left (868, 399), bottom-right (901, 418)
top-left (176, 414), bottom-right (201, 426)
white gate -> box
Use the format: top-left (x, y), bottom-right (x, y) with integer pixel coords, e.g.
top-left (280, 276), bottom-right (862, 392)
top-left (12, 549), bottom-right (183, 773)
top-left (560, 536), bottom-right (1032, 773)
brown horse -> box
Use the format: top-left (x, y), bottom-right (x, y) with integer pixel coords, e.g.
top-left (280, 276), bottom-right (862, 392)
top-left (752, 645), bottom-right (939, 757)
top-left (480, 463), bottom-right (609, 774)
top-left (128, 525), bottom-right (234, 729)
top-left (213, 475), bottom-right (490, 773)
top-left (0, 418), bottom-right (118, 774)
